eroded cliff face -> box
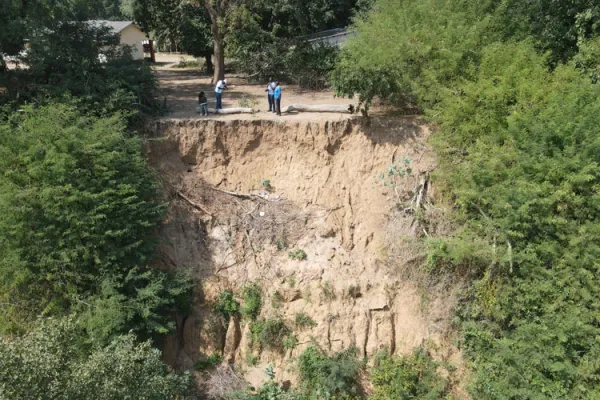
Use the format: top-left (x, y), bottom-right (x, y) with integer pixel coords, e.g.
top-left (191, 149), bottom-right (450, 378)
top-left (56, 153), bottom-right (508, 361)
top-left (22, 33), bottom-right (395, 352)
top-left (146, 117), bottom-right (461, 387)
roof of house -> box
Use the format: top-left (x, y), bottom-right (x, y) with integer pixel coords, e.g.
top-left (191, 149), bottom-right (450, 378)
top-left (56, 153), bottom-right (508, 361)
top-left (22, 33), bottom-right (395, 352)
top-left (303, 28), bottom-right (348, 42)
top-left (87, 20), bottom-right (139, 33)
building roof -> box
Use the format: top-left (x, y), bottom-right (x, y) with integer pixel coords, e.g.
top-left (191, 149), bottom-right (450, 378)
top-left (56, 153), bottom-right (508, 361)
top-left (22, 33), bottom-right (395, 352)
top-left (87, 20), bottom-right (138, 33)
top-left (301, 28), bottom-right (355, 47)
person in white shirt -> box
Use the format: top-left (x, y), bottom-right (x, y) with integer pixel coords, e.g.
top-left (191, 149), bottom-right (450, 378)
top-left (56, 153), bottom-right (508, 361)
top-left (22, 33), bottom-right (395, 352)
top-left (215, 78), bottom-right (228, 109)
top-left (266, 78), bottom-right (276, 112)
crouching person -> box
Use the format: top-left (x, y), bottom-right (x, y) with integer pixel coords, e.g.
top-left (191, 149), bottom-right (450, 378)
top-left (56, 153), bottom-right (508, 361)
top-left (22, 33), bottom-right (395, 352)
top-left (198, 91), bottom-right (208, 116)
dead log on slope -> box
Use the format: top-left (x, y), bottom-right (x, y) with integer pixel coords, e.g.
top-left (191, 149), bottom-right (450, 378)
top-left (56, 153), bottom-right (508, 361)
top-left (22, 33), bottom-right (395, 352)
top-left (281, 104), bottom-right (353, 114)
top-left (196, 106), bottom-right (255, 114)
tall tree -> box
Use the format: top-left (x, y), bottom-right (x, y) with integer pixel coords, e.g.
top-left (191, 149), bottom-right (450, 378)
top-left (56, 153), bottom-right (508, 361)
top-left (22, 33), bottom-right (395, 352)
top-left (202, 0), bottom-right (243, 82)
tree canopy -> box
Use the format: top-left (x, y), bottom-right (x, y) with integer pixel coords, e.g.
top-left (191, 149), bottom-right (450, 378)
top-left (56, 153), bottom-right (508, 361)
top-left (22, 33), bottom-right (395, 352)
top-left (333, 0), bottom-right (600, 397)
top-left (0, 317), bottom-right (191, 400)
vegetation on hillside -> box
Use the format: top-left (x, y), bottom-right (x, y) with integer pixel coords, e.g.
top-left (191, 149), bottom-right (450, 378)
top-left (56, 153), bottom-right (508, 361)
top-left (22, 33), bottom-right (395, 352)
top-left (333, 0), bottom-right (600, 397)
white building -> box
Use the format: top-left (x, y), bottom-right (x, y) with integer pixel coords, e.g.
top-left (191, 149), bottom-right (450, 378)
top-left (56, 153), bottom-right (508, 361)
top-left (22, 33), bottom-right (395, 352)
top-left (89, 20), bottom-right (147, 60)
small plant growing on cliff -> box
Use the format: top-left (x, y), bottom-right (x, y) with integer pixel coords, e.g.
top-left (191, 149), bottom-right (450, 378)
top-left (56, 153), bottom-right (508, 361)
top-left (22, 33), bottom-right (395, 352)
top-left (194, 353), bottom-right (223, 370)
top-left (288, 249), bottom-right (307, 261)
top-left (272, 291), bottom-right (284, 309)
top-left (295, 312), bottom-right (317, 329)
top-left (215, 290), bottom-right (240, 321)
top-left (377, 156), bottom-right (413, 201)
top-left (370, 347), bottom-right (449, 399)
top-left (251, 318), bottom-right (293, 352)
top-left (287, 275), bottom-right (296, 287)
top-left (320, 281), bottom-right (336, 301)
top-left (246, 354), bottom-right (259, 366)
top-left (284, 334), bottom-right (298, 350)
top-left (276, 237), bottom-right (287, 250)
top-left (241, 283), bottom-right (262, 320)
top-left (260, 179), bottom-right (273, 192)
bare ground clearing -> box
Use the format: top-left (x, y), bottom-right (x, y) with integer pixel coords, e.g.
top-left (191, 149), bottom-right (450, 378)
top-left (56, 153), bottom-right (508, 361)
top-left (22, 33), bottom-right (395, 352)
top-left (154, 53), bottom-right (356, 121)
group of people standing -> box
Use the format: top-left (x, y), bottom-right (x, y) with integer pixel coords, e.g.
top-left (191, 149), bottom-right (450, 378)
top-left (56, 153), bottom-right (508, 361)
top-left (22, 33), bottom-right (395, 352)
top-left (197, 77), bottom-right (282, 115)
top-left (266, 78), bottom-right (282, 115)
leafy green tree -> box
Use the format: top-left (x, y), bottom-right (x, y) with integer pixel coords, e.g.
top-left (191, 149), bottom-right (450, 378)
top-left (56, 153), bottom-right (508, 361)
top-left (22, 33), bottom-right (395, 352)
top-left (0, 103), bottom-right (190, 338)
top-left (0, 317), bottom-right (191, 400)
top-left (333, 0), bottom-right (600, 397)
top-left (494, 0), bottom-right (600, 64)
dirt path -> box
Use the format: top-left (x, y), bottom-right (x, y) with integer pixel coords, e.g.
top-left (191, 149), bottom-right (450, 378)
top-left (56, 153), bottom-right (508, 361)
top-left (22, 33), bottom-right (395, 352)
top-left (154, 53), bottom-right (355, 121)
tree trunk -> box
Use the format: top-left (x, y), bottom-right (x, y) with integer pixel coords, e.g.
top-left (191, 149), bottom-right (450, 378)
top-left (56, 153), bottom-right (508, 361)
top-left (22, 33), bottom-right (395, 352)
top-left (204, 0), bottom-right (227, 83)
top-left (205, 54), bottom-right (213, 75)
top-left (281, 104), bottom-right (353, 113)
top-left (212, 32), bottom-right (225, 83)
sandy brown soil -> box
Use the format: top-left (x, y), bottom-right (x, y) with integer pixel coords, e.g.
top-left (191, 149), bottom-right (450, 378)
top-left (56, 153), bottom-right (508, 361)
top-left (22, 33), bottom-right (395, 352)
top-left (154, 53), bottom-right (355, 121)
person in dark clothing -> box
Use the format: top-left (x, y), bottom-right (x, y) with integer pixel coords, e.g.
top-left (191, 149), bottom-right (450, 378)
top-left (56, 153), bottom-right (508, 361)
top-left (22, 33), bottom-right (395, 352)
top-left (274, 81), bottom-right (282, 115)
top-left (198, 91), bottom-right (208, 116)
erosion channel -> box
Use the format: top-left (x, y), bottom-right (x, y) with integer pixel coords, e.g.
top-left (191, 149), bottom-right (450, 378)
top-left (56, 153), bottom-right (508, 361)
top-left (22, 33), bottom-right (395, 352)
top-left (147, 117), bottom-right (461, 387)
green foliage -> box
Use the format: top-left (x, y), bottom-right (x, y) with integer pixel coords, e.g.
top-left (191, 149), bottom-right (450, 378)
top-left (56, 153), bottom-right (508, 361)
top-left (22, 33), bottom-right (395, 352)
top-left (286, 43), bottom-right (340, 89)
top-left (215, 290), bottom-right (240, 321)
top-left (0, 317), bottom-right (191, 399)
top-left (320, 281), bottom-right (336, 301)
top-left (225, 5), bottom-right (340, 88)
top-left (331, 0), bottom-right (495, 112)
top-left (195, 353), bottom-right (224, 370)
top-left (277, 237), bottom-right (288, 250)
top-left (370, 348), bottom-right (449, 400)
top-left (234, 366), bottom-right (301, 400)
top-left (493, 0), bottom-right (600, 64)
top-left (246, 354), bottom-right (259, 366)
top-left (288, 249), bottom-right (307, 261)
top-left (272, 291), bottom-right (284, 309)
top-left (295, 312), bottom-right (317, 329)
top-left (283, 334), bottom-right (298, 350)
top-left (240, 96), bottom-right (260, 109)
top-left (241, 283), bottom-right (262, 320)
top-left (260, 179), bottom-right (272, 190)
top-left (0, 104), bottom-right (191, 339)
top-left (378, 157), bottom-right (412, 188)
top-left (335, 0), bottom-right (600, 397)
top-left (1, 21), bottom-right (159, 125)
top-left (251, 318), bottom-right (293, 352)
top-left (297, 346), bottom-right (362, 399)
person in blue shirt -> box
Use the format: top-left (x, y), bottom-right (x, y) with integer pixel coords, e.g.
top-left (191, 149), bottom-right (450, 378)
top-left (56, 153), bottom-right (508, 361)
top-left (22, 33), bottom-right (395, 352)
top-left (265, 78), bottom-right (276, 112)
top-left (215, 78), bottom-right (228, 109)
top-left (274, 81), bottom-right (282, 115)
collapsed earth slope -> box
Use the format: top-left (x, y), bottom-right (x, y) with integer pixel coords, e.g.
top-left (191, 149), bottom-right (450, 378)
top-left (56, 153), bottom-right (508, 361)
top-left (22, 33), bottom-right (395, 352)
top-left (146, 117), bottom-right (462, 387)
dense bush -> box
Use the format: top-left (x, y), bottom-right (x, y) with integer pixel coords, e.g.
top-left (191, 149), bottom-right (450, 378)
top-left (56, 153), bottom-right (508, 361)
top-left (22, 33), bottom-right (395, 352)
top-left (215, 289), bottom-right (240, 321)
top-left (0, 317), bottom-right (191, 399)
top-left (0, 103), bottom-right (191, 338)
top-left (241, 283), bottom-right (262, 320)
top-left (370, 348), bottom-right (448, 400)
top-left (250, 318), bottom-right (293, 352)
top-left (333, 0), bottom-right (600, 397)
top-left (297, 346), bottom-right (362, 399)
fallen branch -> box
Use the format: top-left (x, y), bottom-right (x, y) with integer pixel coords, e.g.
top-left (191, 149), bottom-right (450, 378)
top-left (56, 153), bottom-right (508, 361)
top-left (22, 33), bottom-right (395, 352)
top-left (196, 106), bottom-right (255, 114)
top-left (176, 191), bottom-right (212, 216)
top-left (210, 186), bottom-right (268, 200)
top-left (281, 104), bottom-right (353, 114)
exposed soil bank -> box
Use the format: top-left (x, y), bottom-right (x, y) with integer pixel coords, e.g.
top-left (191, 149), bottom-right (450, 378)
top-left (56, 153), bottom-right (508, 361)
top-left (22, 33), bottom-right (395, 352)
top-left (146, 117), bottom-right (462, 389)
